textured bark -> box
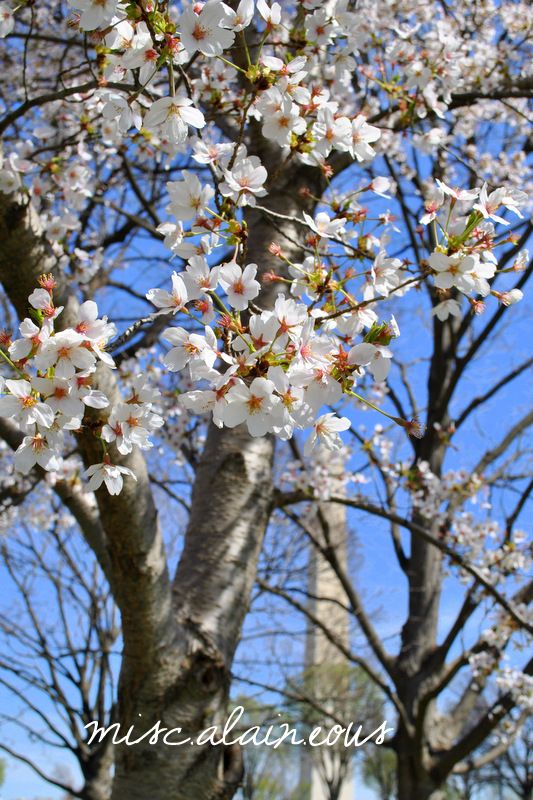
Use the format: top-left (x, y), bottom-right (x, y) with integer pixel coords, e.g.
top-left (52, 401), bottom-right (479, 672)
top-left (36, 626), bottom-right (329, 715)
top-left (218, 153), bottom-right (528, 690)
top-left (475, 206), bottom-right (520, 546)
top-left (0, 192), bottom-right (58, 314)
top-left (80, 740), bottom-right (114, 800)
top-left (393, 725), bottom-right (441, 800)
top-left (109, 426), bottom-right (275, 800)
top-left (398, 774), bottom-right (446, 800)
top-left (395, 722), bottom-right (448, 800)
top-left (397, 312), bottom-right (457, 678)
top-left (393, 312), bottom-right (464, 798)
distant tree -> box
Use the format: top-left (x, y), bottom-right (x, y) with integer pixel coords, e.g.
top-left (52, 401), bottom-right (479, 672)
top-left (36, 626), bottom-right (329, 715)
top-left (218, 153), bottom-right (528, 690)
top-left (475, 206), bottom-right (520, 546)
top-left (0, 515), bottom-right (118, 800)
top-left (291, 663), bottom-right (386, 800)
top-left (361, 746), bottom-right (397, 800)
top-left (449, 716), bottom-right (532, 800)
top-left (232, 696), bottom-right (301, 800)
top-left (483, 718), bottom-right (533, 800)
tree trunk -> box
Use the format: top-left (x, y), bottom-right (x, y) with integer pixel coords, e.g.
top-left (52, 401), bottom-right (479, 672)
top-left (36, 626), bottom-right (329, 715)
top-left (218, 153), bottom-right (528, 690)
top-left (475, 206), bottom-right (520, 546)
top-left (396, 753), bottom-right (446, 800)
top-left (394, 312), bottom-right (464, 798)
top-left (108, 158), bottom-right (326, 800)
top-left (81, 740), bottom-right (114, 800)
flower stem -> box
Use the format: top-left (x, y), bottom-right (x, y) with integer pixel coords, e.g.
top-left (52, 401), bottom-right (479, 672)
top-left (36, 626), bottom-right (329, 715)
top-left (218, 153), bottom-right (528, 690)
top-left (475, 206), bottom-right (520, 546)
top-left (0, 348), bottom-right (26, 378)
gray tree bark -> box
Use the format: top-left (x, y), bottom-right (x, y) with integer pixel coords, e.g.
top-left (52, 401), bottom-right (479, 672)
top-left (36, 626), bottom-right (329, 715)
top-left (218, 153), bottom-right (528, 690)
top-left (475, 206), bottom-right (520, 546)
top-left (393, 312), bottom-right (468, 799)
top-left (80, 740), bottom-right (115, 800)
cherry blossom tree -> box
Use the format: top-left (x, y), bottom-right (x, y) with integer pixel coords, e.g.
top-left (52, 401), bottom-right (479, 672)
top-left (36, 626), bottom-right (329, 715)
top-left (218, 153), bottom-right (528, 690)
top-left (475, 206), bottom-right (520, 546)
top-left (0, 1), bottom-right (531, 799)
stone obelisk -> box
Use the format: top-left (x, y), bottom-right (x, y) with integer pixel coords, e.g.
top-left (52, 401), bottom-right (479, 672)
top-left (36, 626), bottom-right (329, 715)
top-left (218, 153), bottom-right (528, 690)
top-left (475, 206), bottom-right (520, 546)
top-left (299, 449), bottom-right (355, 800)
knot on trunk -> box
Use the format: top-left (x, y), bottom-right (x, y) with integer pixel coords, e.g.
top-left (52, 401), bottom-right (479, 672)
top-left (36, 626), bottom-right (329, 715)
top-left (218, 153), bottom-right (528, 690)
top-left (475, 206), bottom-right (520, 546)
top-left (4, 198), bottom-right (28, 229)
top-left (219, 742), bottom-right (244, 799)
top-left (194, 651), bottom-right (227, 694)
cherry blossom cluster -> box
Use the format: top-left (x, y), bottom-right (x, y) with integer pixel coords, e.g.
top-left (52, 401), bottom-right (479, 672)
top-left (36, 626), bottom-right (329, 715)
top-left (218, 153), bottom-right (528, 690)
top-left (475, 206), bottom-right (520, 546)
top-left (394, 460), bottom-right (531, 586)
top-left (421, 180), bottom-right (528, 320)
top-left (469, 606), bottom-right (533, 711)
top-left (0, 1), bottom-right (383, 290)
top-left (136, 122), bottom-right (525, 453)
top-left (0, 135), bottom-right (109, 284)
top-left (142, 165), bottom-right (527, 449)
top-left (52, 0), bottom-right (530, 133)
top-left (0, 279), bottom-right (162, 494)
top-left (145, 255), bottom-right (415, 452)
top-left (496, 668), bottom-right (533, 712)
top-left (36, 0), bottom-right (386, 169)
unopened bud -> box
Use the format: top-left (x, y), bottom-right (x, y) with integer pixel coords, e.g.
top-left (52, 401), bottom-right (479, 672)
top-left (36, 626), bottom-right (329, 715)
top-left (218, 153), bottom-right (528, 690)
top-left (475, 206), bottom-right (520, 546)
top-left (373, 176), bottom-right (391, 193)
top-left (219, 314), bottom-right (243, 333)
top-left (469, 298), bottom-right (485, 315)
top-left (495, 289), bottom-right (523, 306)
top-left (512, 250), bottom-right (528, 272)
top-left (165, 36), bottom-right (180, 54)
top-left (262, 271), bottom-right (280, 283)
top-left (38, 273), bottom-right (57, 292)
top-left (194, 298), bottom-right (211, 315)
top-left (268, 242), bottom-right (283, 257)
top-left (403, 418), bottom-right (425, 439)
